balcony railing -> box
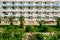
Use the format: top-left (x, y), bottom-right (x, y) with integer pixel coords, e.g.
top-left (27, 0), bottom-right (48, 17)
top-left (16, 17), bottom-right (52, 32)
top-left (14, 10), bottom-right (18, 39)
top-left (2, 4), bottom-right (60, 6)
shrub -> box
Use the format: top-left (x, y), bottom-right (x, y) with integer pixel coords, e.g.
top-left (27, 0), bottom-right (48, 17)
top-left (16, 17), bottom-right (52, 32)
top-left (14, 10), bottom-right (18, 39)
top-left (39, 25), bottom-right (49, 32)
top-left (25, 25), bottom-right (35, 32)
top-left (34, 33), bottom-right (44, 40)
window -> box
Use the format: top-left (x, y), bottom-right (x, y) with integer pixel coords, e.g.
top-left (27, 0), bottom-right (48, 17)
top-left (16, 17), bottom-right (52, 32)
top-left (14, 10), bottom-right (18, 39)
top-left (3, 6), bottom-right (7, 10)
top-left (20, 2), bottom-right (22, 4)
top-left (45, 7), bottom-right (50, 10)
top-left (20, 12), bottom-right (23, 15)
top-left (28, 17), bottom-right (33, 20)
top-left (46, 17), bottom-right (49, 20)
top-left (12, 12), bottom-right (16, 15)
top-left (46, 12), bottom-right (49, 15)
top-left (37, 12), bottom-right (41, 15)
top-left (28, 2), bottom-right (30, 4)
top-left (3, 12), bottom-right (8, 15)
top-left (37, 17), bottom-right (41, 19)
top-left (36, 7), bottom-right (41, 10)
top-left (54, 12), bottom-right (58, 15)
top-left (19, 7), bottom-right (24, 10)
top-left (12, 2), bottom-right (14, 4)
top-left (36, 2), bottom-right (38, 4)
top-left (28, 12), bottom-right (33, 15)
top-left (45, 2), bottom-right (46, 4)
top-left (3, 2), bottom-right (6, 4)
top-left (28, 7), bottom-right (33, 10)
top-left (12, 7), bottom-right (15, 9)
top-left (46, 2), bottom-right (50, 5)
top-left (53, 6), bottom-right (58, 10)
top-left (38, 2), bottom-right (42, 4)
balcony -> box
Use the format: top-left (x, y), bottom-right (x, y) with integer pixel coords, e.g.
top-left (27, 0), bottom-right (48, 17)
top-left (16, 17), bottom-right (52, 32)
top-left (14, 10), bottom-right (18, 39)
top-left (28, 14), bottom-right (33, 16)
top-left (45, 4), bottom-right (53, 6)
top-left (2, 4), bottom-right (25, 6)
top-left (24, 4), bottom-right (34, 6)
top-left (2, 4), bottom-right (10, 6)
top-left (2, 3), bottom-right (60, 7)
top-left (53, 4), bottom-right (59, 6)
top-left (16, 4), bottom-right (25, 6)
top-left (37, 14), bottom-right (41, 16)
top-left (34, 4), bottom-right (42, 6)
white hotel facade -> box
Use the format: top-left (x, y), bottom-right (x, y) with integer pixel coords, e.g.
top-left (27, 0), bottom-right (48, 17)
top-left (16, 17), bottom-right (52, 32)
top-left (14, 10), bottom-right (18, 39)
top-left (0, 0), bottom-right (60, 25)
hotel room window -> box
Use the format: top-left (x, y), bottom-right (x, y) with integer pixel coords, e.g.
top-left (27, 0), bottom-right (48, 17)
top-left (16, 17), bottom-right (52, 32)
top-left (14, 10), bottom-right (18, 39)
top-left (28, 12), bottom-right (33, 15)
top-left (36, 7), bottom-right (41, 10)
top-left (46, 17), bottom-right (49, 20)
top-left (36, 2), bottom-right (38, 4)
top-left (38, 12), bottom-right (41, 15)
top-left (12, 12), bottom-right (16, 15)
top-left (3, 2), bottom-right (6, 4)
top-left (3, 6), bottom-right (7, 10)
top-left (46, 12), bottom-right (49, 15)
top-left (28, 17), bottom-right (33, 20)
top-left (46, 7), bottom-right (50, 10)
top-left (37, 17), bottom-right (41, 19)
top-left (19, 7), bottom-right (24, 10)
top-left (53, 6), bottom-right (58, 10)
top-left (20, 2), bottom-right (23, 4)
top-left (12, 2), bottom-right (14, 4)
top-left (12, 7), bottom-right (15, 9)
top-left (54, 12), bottom-right (58, 15)
top-left (3, 12), bottom-right (8, 15)
top-left (28, 2), bottom-right (30, 4)
top-left (28, 7), bottom-right (33, 10)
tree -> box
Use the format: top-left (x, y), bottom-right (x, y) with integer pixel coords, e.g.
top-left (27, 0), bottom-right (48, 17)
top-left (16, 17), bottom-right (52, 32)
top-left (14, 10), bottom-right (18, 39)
top-left (19, 16), bottom-right (24, 28)
top-left (34, 33), bottom-right (44, 40)
top-left (25, 25), bottom-right (35, 32)
top-left (0, 16), bottom-right (1, 24)
top-left (0, 32), bottom-right (3, 40)
top-left (39, 25), bottom-right (49, 32)
top-left (8, 16), bottom-right (13, 25)
top-left (38, 20), bottom-right (45, 27)
top-left (6, 25), bottom-right (26, 40)
top-left (55, 17), bottom-right (60, 28)
top-left (55, 32), bottom-right (60, 40)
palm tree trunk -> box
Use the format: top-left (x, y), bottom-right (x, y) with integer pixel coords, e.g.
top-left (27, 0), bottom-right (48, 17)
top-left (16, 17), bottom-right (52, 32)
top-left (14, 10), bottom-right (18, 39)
top-left (57, 21), bottom-right (59, 28)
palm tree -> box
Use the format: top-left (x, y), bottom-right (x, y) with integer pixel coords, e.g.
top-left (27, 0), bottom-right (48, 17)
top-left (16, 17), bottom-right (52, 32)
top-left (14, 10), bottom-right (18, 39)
top-left (55, 17), bottom-right (60, 28)
top-left (0, 16), bottom-right (1, 24)
top-left (37, 20), bottom-right (45, 27)
top-left (8, 16), bottom-right (13, 25)
top-left (19, 16), bottom-right (24, 28)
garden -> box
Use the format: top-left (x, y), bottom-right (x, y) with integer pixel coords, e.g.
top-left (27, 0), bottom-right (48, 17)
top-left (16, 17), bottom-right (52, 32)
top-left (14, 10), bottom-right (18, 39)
top-left (0, 16), bottom-right (60, 40)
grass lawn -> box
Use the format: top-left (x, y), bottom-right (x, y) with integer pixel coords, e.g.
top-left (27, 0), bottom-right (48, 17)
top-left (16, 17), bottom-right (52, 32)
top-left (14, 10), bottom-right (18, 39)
top-left (0, 27), bottom-right (6, 32)
top-left (47, 26), bottom-right (60, 32)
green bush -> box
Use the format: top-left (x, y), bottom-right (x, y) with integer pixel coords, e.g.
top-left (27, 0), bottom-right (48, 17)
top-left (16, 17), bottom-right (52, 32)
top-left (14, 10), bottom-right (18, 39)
top-left (34, 33), bottom-right (44, 40)
top-left (39, 25), bottom-right (49, 32)
top-left (25, 25), bottom-right (38, 32)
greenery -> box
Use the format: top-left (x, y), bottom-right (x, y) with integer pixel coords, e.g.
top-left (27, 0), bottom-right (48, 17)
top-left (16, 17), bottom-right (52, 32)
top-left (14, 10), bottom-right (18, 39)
top-left (55, 17), bottom-right (60, 28)
top-left (0, 16), bottom-right (60, 40)
top-left (19, 16), bottom-right (24, 29)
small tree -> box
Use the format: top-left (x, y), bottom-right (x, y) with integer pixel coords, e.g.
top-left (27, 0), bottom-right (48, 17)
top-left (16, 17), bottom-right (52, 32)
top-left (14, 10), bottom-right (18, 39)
top-left (19, 16), bottom-right (24, 28)
top-left (39, 25), bottom-right (49, 32)
top-left (37, 20), bottom-right (45, 28)
top-left (25, 25), bottom-right (35, 32)
top-left (0, 16), bottom-right (1, 24)
top-left (8, 16), bottom-right (13, 25)
top-left (55, 17), bottom-right (60, 28)
top-left (34, 33), bottom-right (44, 40)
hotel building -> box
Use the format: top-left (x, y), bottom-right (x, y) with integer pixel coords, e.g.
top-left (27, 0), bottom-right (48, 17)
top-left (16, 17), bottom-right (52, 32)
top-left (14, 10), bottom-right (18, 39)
top-left (0, 0), bottom-right (60, 25)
